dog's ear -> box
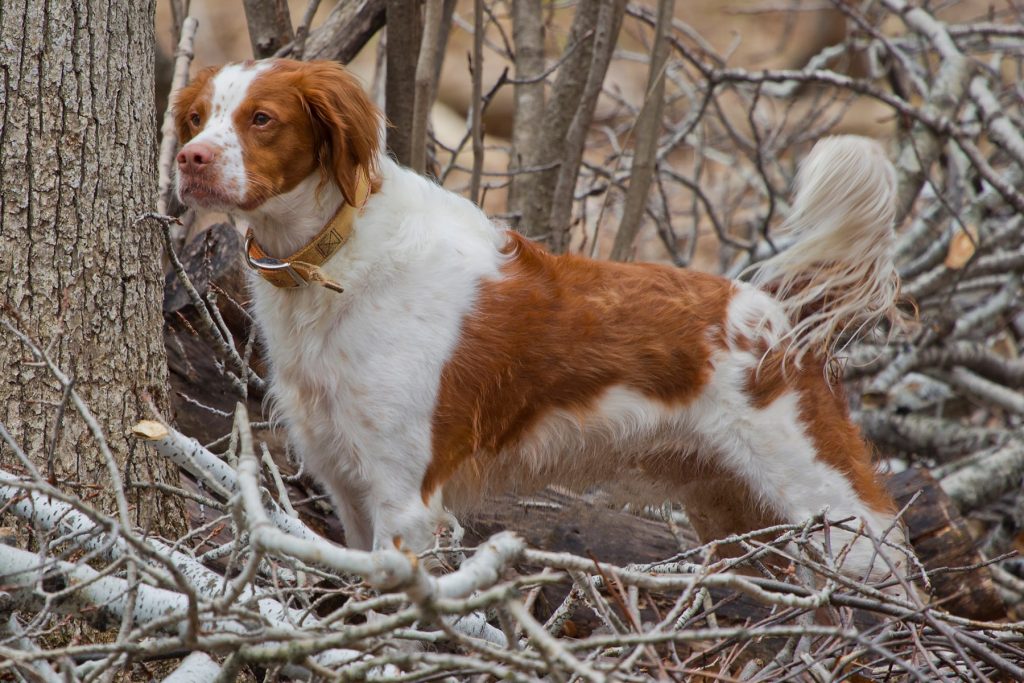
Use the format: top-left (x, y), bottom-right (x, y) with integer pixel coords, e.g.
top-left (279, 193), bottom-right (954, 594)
top-left (172, 66), bottom-right (218, 144)
top-left (299, 61), bottom-right (381, 207)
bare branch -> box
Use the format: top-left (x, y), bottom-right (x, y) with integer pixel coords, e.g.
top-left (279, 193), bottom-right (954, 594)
top-left (156, 15), bottom-right (198, 248)
top-left (469, 0), bottom-right (485, 203)
top-left (290, 0), bottom-right (323, 61)
top-left (546, 0), bottom-right (627, 252)
top-left (285, 0), bottom-right (386, 62)
top-left (512, 0), bottom-right (600, 242)
top-left (508, 0), bottom-right (544, 210)
top-left (610, 0), bottom-right (675, 261)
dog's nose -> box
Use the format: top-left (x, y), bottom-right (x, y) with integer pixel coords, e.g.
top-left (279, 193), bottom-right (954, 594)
top-left (177, 142), bottom-right (215, 173)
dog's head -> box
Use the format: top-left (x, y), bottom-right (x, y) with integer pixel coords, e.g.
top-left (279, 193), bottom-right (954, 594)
top-left (173, 59), bottom-right (380, 213)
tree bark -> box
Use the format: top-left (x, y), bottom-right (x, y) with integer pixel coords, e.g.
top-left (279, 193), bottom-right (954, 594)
top-left (243, 0), bottom-right (295, 59)
top-left (610, 0), bottom-right (674, 261)
top-left (511, 0), bottom-right (626, 252)
top-left (385, 0), bottom-right (423, 166)
top-left (546, 0), bottom-right (626, 253)
top-left (0, 0), bottom-right (181, 533)
top-left (508, 0), bottom-right (545, 213)
top-left (409, 0), bottom-right (447, 175)
top-left (298, 0), bottom-right (387, 63)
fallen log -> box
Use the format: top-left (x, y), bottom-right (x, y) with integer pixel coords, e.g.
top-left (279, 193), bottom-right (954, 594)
top-left (888, 466), bottom-right (1006, 620)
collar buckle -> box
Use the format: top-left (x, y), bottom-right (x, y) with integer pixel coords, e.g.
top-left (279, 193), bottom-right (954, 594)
top-left (242, 174), bottom-right (369, 294)
top-left (244, 234), bottom-right (308, 287)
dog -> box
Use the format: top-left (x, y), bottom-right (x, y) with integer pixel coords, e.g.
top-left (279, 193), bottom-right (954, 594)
top-left (174, 58), bottom-right (909, 585)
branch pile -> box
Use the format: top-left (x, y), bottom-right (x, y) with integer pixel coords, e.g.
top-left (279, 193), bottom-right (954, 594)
top-left (3, 362), bottom-right (1024, 679)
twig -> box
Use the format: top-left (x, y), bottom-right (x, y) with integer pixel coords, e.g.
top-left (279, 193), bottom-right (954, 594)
top-left (291, 0), bottom-right (322, 60)
top-left (156, 15), bottom-right (198, 251)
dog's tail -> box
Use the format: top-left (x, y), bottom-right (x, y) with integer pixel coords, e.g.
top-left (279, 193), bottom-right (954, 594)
top-left (746, 136), bottom-right (900, 362)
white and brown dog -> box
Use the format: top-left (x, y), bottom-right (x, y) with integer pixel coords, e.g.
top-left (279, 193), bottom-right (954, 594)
top-left (175, 59), bottom-right (908, 584)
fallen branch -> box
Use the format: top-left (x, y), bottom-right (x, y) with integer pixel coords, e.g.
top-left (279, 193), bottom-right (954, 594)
top-left (941, 440), bottom-right (1024, 512)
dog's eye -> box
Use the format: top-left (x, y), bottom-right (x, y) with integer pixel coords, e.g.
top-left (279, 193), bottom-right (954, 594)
top-left (189, 112), bottom-right (201, 127)
top-left (252, 111), bottom-right (272, 127)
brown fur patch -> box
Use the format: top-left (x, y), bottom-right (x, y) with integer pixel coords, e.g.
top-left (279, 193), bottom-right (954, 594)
top-left (425, 233), bottom-right (734, 502)
top-left (428, 233), bottom-right (895, 528)
top-left (237, 61), bottom-right (381, 209)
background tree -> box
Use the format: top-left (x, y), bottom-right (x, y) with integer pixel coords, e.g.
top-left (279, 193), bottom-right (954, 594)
top-left (0, 0), bottom-right (181, 532)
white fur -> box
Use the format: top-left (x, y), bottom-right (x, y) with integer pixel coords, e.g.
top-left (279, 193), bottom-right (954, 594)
top-left (242, 172), bottom-right (345, 257)
top-left (725, 283), bottom-right (790, 350)
top-left (746, 136), bottom-right (899, 361)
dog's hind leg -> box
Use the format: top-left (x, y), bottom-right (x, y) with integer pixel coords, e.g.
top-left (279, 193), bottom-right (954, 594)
top-left (676, 470), bottom-right (787, 568)
top-left (680, 355), bottom-right (911, 589)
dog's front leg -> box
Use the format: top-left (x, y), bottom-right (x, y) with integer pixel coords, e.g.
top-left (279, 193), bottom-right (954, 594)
top-left (363, 464), bottom-right (445, 554)
top-left (321, 471), bottom-right (375, 551)
top-left (370, 493), bottom-right (443, 554)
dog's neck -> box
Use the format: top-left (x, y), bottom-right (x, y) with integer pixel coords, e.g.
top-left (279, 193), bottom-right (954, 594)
top-left (239, 172), bottom-right (346, 259)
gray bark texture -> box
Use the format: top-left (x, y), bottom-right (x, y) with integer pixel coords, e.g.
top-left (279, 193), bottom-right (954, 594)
top-left (508, 0), bottom-right (544, 212)
top-left (0, 0), bottom-right (180, 531)
top-left (299, 0), bottom-right (386, 63)
top-left (511, 0), bottom-right (626, 252)
top-left (385, 0), bottom-right (423, 166)
top-left (512, 0), bottom-right (599, 244)
top-left (609, 0), bottom-right (674, 261)
top-left (243, 0), bottom-right (295, 58)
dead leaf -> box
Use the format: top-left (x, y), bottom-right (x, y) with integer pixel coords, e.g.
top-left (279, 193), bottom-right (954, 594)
top-left (944, 224), bottom-right (979, 269)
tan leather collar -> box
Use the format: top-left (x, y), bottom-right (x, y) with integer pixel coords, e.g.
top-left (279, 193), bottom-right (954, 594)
top-left (244, 177), bottom-right (369, 293)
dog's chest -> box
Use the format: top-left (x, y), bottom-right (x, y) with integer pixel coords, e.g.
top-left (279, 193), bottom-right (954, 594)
top-left (251, 275), bottom-right (481, 480)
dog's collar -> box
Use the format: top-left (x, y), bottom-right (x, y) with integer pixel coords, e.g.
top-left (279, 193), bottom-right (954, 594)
top-left (244, 177), bottom-right (369, 294)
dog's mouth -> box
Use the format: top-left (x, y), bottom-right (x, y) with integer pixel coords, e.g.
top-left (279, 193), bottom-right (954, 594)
top-left (177, 177), bottom-right (239, 210)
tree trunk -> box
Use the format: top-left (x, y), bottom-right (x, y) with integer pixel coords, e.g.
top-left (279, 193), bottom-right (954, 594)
top-left (508, 0), bottom-right (545, 213)
top-left (0, 0), bottom-right (181, 533)
top-left (385, 0), bottom-right (423, 166)
top-left (242, 0), bottom-right (295, 59)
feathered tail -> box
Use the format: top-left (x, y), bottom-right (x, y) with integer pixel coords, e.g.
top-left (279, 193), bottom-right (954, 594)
top-left (746, 136), bottom-right (900, 362)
